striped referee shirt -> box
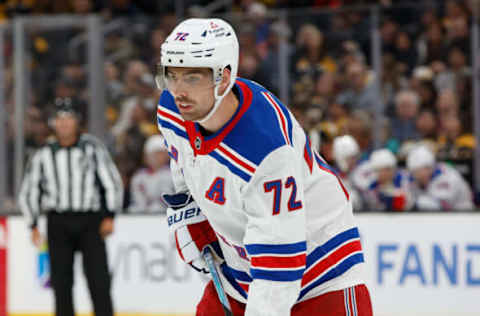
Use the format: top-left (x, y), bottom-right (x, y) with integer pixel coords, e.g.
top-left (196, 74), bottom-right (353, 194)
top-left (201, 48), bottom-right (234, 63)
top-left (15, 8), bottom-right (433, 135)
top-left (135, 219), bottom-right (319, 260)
top-left (18, 133), bottom-right (124, 228)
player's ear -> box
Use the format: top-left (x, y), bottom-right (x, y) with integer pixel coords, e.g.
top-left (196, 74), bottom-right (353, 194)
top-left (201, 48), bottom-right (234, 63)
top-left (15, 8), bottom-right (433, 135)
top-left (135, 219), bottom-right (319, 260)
top-left (218, 66), bottom-right (232, 94)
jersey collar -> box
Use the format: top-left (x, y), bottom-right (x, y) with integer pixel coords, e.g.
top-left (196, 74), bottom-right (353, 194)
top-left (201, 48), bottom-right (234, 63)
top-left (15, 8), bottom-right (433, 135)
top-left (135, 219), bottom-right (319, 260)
top-left (185, 79), bottom-right (253, 155)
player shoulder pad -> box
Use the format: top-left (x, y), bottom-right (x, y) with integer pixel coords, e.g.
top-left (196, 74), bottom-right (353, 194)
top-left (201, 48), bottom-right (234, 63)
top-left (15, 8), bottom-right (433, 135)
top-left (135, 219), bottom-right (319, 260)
top-left (222, 78), bottom-right (294, 169)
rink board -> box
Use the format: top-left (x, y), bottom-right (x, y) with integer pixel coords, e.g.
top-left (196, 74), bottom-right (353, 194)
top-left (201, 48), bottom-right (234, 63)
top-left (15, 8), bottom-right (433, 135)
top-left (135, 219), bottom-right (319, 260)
top-left (5, 213), bottom-right (480, 316)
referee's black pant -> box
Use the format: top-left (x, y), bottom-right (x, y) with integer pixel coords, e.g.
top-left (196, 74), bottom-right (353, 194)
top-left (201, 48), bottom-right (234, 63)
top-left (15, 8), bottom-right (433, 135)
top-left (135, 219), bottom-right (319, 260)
top-left (47, 212), bottom-right (113, 316)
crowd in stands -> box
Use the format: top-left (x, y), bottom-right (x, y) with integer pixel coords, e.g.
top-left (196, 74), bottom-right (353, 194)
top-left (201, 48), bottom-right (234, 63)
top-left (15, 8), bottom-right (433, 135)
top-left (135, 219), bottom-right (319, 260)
top-left (1, 0), bottom-right (478, 211)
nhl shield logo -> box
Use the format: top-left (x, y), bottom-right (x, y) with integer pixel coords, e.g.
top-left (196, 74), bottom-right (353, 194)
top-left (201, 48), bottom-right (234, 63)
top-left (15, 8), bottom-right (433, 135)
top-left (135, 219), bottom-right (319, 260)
top-left (195, 136), bottom-right (202, 150)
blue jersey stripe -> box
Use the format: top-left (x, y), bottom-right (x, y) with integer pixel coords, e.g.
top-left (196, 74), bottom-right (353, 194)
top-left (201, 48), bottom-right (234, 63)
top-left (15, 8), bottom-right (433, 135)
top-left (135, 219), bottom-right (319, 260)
top-left (220, 78), bottom-right (289, 167)
top-left (208, 151), bottom-right (251, 182)
top-left (251, 268), bottom-right (305, 281)
top-left (226, 265), bottom-right (253, 282)
top-left (299, 253), bottom-right (364, 300)
top-left (158, 90), bottom-right (180, 114)
top-left (306, 228), bottom-right (360, 268)
top-left (157, 118), bottom-right (188, 140)
top-left (246, 241), bottom-right (307, 255)
top-left (314, 153), bottom-right (340, 176)
top-left (221, 263), bottom-right (249, 299)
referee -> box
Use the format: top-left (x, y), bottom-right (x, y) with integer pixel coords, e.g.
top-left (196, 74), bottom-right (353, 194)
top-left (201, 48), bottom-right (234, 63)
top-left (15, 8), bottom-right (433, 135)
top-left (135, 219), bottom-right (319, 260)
top-left (18, 97), bottom-right (123, 316)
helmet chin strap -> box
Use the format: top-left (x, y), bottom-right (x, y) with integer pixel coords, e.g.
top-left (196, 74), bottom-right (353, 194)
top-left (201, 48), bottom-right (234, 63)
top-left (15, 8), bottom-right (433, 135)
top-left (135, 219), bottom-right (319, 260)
top-left (195, 83), bottom-right (225, 124)
top-left (195, 74), bottom-right (235, 124)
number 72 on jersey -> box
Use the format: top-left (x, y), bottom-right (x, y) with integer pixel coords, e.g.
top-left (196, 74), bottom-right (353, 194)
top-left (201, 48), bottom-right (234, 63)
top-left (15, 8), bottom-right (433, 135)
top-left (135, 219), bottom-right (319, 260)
top-left (264, 176), bottom-right (303, 215)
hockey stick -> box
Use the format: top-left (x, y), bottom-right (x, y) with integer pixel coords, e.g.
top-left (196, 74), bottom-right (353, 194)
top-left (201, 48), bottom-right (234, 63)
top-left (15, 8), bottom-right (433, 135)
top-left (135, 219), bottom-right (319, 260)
top-left (203, 246), bottom-right (233, 316)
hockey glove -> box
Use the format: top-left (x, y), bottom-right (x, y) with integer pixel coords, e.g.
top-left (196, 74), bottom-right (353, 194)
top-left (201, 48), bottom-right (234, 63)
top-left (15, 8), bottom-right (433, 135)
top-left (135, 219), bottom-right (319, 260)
top-left (163, 192), bottom-right (223, 273)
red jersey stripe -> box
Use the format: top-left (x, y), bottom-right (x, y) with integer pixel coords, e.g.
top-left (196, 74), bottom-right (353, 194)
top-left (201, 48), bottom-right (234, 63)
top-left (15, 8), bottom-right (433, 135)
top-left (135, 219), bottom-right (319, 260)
top-left (157, 108), bottom-right (185, 127)
top-left (251, 253), bottom-right (306, 269)
top-left (217, 144), bottom-right (256, 173)
top-left (263, 92), bottom-right (290, 145)
top-left (301, 240), bottom-right (362, 286)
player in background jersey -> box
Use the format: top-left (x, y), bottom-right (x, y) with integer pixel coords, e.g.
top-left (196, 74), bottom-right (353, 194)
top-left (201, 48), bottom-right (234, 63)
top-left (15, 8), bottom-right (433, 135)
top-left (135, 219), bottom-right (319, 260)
top-left (332, 135), bottom-right (374, 211)
top-left (364, 149), bottom-right (414, 212)
top-left (129, 135), bottom-right (174, 213)
top-left (156, 18), bottom-right (373, 315)
top-left (407, 145), bottom-right (473, 211)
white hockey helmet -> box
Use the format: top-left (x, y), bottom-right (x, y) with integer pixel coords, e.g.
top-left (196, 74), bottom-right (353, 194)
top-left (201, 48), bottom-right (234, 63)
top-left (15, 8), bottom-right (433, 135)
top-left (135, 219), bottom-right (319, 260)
top-left (144, 135), bottom-right (167, 154)
top-left (407, 145), bottom-right (435, 171)
top-left (333, 135), bottom-right (360, 172)
top-left (369, 149), bottom-right (397, 170)
top-left (157, 18), bottom-right (239, 123)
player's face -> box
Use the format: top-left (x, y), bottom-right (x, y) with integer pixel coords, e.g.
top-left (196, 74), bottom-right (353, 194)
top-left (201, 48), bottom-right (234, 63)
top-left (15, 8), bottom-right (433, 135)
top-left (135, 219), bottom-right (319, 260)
top-left (376, 167), bottom-right (395, 185)
top-left (165, 67), bottom-right (215, 121)
top-left (53, 112), bottom-right (79, 141)
top-left (146, 150), bottom-right (170, 170)
top-left (412, 166), bottom-right (433, 187)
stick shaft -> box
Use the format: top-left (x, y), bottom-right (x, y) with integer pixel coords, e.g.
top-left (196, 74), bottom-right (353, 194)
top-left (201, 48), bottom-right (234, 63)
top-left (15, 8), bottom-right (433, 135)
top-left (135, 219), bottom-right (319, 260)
top-left (203, 247), bottom-right (233, 316)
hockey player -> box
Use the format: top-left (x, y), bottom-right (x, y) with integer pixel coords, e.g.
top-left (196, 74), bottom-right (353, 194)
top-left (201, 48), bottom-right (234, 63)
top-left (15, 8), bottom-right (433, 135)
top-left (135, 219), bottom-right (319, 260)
top-left (364, 149), bottom-right (413, 212)
top-left (157, 18), bottom-right (372, 315)
top-left (129, 135), bottom-right (174, 213)
top-left (407, 145), bottom-right (474, 211)
top-left (332, 135), bottom-right (374, 211)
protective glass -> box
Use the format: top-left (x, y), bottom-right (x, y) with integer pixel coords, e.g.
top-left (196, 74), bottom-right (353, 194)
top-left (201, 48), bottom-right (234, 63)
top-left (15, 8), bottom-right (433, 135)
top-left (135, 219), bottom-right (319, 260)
top-left (163, 70), bottom-right (215, 92)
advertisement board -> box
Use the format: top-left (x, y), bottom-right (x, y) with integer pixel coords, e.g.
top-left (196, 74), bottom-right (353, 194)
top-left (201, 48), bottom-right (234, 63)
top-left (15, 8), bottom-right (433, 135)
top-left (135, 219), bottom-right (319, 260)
top-left (358, 214), bottom-right (480, 316)
top-left (7, 214), bottom-right (480, 316)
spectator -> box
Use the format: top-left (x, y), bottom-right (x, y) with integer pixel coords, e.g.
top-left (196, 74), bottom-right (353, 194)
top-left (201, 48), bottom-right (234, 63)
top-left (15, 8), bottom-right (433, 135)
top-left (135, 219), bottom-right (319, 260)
top-left (292, 23), bottom-right (336, 86)
top-left (435, 89), bottom-right (460, 122)
top-left (144, 26), bottom-right (166, 68)
top-left (390, 90), bottom-right (420, 144)
top-left (53, 78), bottom-right (77, 100)
top-left (380, 19), bottom-right (398, 55)
top-left (129, 134), bottom-right (174, 213)
top-left (337, 62), bottom-right (378, 113)
top-left (415, 108), bottom-right (438, 144)
top-left (410, 67), bottom-right (437, 109)
top-left (312, 121), bottom-right (338, 165)
top-left (105, 61), bottom-right (125, 109)
top-left (246, 2), bottom-right (270, 59)
top-left (393, 31), bottom-right (418, 75)
top-left (111, 60), bottom-right (152, 137)
top-left (364, 149), bottom-right (414, 212)
top-left (237, 53), bottom-right (262, 82)
top-left (312, 71), bottom-right (337, 111)
top-left (444, 7), bottom-right (470, 55)
top-left (324, 98), bottom-right (350, 134)
top-left (407, 145), bottom-right (473, 211)
top-left (437, 114), bottom-right (475, 186)
top-left (344, 109), bottom-right (374, 158)
top-left (256, 20), bottom-right (293, 94)
top-left (117, 96), bottom-right (158, 165)
top-left (417, 22), bottom-right (447, 65)
top-left (71, 0), bottom-right (95, 15)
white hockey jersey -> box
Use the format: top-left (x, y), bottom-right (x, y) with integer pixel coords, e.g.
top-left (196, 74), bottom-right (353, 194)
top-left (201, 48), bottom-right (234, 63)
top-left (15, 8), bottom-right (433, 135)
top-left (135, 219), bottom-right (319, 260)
top-left (157, 78), bottom-right (366, 315)
top-left (364, 169), bottom-right (414, 211)
top-left (411, 163), bottom-right (473, 211)
top-left (129, 167), bottom-right (175, 213)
